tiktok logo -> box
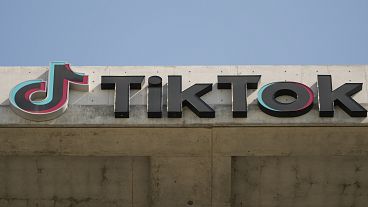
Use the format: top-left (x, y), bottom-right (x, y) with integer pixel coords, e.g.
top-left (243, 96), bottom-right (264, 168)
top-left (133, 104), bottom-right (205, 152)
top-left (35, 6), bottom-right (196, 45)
top-left (9, 62), bottom-right (89, 121)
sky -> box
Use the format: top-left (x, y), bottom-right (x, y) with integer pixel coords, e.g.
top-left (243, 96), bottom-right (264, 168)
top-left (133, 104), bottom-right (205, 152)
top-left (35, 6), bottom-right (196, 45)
top-left (0, 0), bottom-right (367, 66)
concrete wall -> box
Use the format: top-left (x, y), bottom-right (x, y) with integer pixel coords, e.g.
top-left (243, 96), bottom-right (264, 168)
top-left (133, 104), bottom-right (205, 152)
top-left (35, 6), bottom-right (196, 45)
top-left (232, 156), bottom-right (367, 207)
top-left (0, 65), bottom-right (368, 126)
top-left (1, 66), bottom-right (368, 206)
top-left (0, 127), bottom-right (367, 207)
top-left (0, 156), bottom-right (150, 207)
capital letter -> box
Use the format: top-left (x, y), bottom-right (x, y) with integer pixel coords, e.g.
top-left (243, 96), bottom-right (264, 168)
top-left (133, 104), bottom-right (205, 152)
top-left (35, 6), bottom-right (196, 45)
top-left (218, 75), bottom-right (261, 117)
top-left (101, 76), bottom-right (144, 118)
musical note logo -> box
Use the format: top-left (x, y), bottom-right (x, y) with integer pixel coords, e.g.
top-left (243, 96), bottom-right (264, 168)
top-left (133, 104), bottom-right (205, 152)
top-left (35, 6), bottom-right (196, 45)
top-left (9, 62), bottom-right (89, 121)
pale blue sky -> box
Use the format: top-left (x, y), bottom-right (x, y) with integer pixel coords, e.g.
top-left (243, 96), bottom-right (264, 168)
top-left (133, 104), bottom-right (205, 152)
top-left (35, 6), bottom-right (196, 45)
top-left (0, 0), bottom-right (367, 66)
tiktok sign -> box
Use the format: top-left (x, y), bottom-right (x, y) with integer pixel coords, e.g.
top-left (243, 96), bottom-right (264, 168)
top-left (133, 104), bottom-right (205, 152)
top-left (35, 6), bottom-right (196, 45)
top-left (8, 62), bottom-right (368, 121)
top-left (9, 62), bottom-right (89, 121)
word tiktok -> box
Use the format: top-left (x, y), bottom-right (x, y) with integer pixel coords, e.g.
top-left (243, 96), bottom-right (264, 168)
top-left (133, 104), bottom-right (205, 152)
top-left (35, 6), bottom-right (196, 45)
top-left (101, 75), bottom-right (366, 118)
top-left (10, 63), bottom-right (366, 121)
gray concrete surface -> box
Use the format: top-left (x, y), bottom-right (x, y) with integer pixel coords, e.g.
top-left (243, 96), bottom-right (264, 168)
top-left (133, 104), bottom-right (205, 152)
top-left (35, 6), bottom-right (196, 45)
top-left (0, 156), bottom-right (150, 207)
top-left (0, 127), bottom-right (367, 207)
top-left (232, 156), bottom-right (368, 207)
top-left (0, 65), bottom-right (367, 126)
top-left (0, 66), bottom-right (368, 207)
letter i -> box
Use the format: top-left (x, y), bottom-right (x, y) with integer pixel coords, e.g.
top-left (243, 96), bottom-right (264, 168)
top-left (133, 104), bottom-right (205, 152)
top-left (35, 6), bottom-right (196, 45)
top-left (148, 76), bottom-right (163, 118)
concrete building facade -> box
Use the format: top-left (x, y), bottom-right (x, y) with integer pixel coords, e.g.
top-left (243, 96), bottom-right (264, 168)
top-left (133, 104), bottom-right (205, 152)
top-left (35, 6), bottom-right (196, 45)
top-left (0, 65), bottom-right (368, 207)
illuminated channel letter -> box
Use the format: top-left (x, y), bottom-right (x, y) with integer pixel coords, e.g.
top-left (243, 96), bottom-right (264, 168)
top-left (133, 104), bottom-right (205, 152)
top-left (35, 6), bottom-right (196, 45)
top-left (167, 76), bottom-right (215, 118)
top-left (9, 62), bottom-right (89, 121)
top-left (257, 82), bottom-right (314, 117)
top-left (218, 75), bottom-right (261, 117)
top-left (317, 75), bottom-right (367, 117)
top-left (101, 76), bottom-right (144, 118)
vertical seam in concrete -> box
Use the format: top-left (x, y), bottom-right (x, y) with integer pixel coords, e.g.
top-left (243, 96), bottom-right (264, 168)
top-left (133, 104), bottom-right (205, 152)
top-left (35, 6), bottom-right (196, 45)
top-left (210, 127), bottom-right (213, 207)
top-left (58, 130), bottom-right (63, 155)
top-left (131, 157), bottom-right (134, 207)
top-left (148, 157), bottom-right (152, 207)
